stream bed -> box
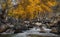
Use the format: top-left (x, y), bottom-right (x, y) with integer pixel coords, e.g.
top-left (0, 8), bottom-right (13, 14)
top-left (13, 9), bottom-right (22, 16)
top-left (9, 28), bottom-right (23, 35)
top-left (0, 27), bottom-right (58, 37)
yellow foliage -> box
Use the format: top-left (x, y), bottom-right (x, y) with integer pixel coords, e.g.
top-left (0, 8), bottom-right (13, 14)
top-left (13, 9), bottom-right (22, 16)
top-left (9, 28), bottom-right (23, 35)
top-left (41, 4), bottom-right (52, 12)
top-left (47, 1), bottom-right (57, 7)
top-left (1, 3), bottom-right (6, 10)
top-left (1, 0), bottom-right (57, 20)
top-left (35, 5), bottom-right (43, 12)
top-left (29, 0), bottom-right (40, 4)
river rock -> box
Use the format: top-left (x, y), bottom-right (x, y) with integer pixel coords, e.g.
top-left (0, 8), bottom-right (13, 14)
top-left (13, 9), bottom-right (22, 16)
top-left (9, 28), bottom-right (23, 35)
top-left (0, 25), bottom-right (8, 33)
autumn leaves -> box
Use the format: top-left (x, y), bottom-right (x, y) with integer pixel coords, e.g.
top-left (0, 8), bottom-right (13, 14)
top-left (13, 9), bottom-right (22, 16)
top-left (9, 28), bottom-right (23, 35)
top-left (7, 0), bottom-right (57, 20)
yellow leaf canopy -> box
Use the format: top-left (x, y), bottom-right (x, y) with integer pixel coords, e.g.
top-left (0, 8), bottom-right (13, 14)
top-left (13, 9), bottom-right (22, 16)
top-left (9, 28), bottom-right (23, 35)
top-left (1, 0), bottom-right (57, 20)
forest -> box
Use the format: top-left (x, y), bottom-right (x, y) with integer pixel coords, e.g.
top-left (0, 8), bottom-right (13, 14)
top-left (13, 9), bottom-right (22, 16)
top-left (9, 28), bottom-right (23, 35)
top-left (0, 0), bottom-right (60, 36)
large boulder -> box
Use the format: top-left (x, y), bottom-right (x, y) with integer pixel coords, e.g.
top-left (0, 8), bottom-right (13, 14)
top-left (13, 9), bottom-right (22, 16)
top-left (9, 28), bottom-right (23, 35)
top-left (50, 27), bottom-right (57, 33)
top-left (0, 25), bottom-right (9, 33)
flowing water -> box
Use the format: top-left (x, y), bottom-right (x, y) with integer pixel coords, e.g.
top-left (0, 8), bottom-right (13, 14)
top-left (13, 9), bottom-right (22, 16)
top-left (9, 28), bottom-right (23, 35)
top-left (0, 27), bottom-right (58, 37)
